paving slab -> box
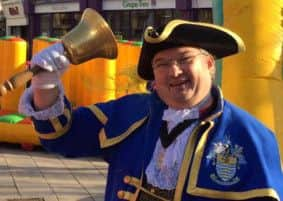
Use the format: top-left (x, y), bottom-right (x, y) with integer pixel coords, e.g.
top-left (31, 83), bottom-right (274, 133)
top-left (0, 143), bottom-right (108, 201)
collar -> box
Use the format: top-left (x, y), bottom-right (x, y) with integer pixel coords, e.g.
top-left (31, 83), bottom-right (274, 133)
top-left (162, 92), bottom-right (214, 130)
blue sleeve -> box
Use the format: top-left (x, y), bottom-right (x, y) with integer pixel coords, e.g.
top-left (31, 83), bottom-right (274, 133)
top-left (32, 93), bottom-right (150, 160)
top-left (33, 96), bottom-right (105, 157)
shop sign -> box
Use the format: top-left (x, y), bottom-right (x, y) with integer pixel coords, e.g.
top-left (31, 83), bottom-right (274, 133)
top-left (2, 0), bottom-right (28, 26)
top-left (122, 0), bottom-right (149, 9)
top-left (2, 0), bottom-right (25, 18)
top-left (103, 0), bottom-right (176, 10)
top-left (191, 0), bottom-right (212, 8)
top-left (35, 2), bottom-right (80, 13)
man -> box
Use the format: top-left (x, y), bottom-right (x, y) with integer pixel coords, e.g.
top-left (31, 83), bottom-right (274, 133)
top-left (19, 19), bottom-right (283, 201)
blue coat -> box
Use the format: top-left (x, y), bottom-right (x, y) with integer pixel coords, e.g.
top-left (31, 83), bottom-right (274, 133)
top-left (32, 88), bottom-right (283, 201)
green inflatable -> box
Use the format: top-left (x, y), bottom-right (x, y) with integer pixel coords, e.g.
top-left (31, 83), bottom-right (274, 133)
top-left (0, 114), bottom-right (26, 124)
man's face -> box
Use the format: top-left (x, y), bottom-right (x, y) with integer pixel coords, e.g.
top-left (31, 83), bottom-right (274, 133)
top-left (152, 46), bottom-right (215, 109)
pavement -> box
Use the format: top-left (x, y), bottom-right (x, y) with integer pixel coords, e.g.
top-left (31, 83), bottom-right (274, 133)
top-left (0, 143), bottom-right (108, 201)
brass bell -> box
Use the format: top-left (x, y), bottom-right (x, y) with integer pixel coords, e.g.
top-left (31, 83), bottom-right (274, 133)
top-left (0, 8), bottom-right (118, 96)
top-left (62, 8), bottom-right (118, 64)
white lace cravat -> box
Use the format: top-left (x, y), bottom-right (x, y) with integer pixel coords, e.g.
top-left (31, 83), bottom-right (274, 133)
top-left (162, 108), bottom-right (199, 132)
top-left (145, 93), bottom-right (213, 190)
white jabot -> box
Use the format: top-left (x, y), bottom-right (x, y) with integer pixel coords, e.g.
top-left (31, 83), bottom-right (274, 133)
top-left (146, 93), bottom-right (213, 190)
top-left (145, 107), bottom-right (200, 190)
top-left (162, 107), bottom-right (199, 132)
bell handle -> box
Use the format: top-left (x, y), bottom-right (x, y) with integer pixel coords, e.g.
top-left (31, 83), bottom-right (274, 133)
top-left (0, 66), bottom-right (43, 97)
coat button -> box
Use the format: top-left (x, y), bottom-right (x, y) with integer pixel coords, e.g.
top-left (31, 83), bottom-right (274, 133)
top-left (124, 175), bottom-right (131, 183)
top-left (117, 190), bottom-right (125, 199)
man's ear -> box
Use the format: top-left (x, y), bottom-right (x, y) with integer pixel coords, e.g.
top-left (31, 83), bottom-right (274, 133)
top-left (206, 55), bottom-right (216, 79)
top-left (207, 55), bottom-right (215, 69)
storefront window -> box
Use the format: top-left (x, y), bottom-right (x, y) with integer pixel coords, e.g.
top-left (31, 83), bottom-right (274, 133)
top-left (105, 9), bottom-right (182, 41)
top-left (105, 11), bottom-right (130, 40)
top-left (10, 26), bottom-right (22, 37)
top-left (38, 13), bottom-right (81, 38)
top-left (39, 14), bottom-right (50, 36)
top-left (52, 13), bottom-right (81, 38)
top-left (0, 17), bottom-right (6, 36)
top-left (130, 10), bottom-right (150, 41)
top-left (189, 8), bottom-right (213, 23)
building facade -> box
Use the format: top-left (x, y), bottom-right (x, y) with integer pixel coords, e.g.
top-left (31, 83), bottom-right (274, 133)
top-left (0, 0), bottom-right (212, 58)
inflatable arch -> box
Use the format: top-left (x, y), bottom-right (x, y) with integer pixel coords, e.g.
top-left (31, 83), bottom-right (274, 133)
top-left (219, 0), bottom-right (283, 158)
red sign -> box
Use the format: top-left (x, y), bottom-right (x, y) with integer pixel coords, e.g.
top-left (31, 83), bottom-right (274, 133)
top-left (8, 6), bottom-right (20, 16)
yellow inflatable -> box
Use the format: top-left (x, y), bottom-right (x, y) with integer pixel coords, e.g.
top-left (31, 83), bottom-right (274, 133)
top-left (115, 40), bottom-right (147, 98)
top-left (222, 0), bottom-right (283, 157)
top-left (0, 36), bottom-right (27, 112)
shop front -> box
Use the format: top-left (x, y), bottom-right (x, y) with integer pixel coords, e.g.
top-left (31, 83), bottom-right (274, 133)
top-left (1, 0), bottom-right (212, 58)
top-left (26, 0), bottom-right (102, 58)
top-left (0, 2), bottom-right (5, 36)
top-left (32, 0), bottom-right (90, 38)
top-left (30, 0), bottom-right (212, 41)
top-left (1, 0), bottom-right (28, 38)
top-left (102, 0), bottom-right (189, 41)
top-left (190, 0), bottom-right (213, 22)
top-left (101, 0), bottom-right (212, 41)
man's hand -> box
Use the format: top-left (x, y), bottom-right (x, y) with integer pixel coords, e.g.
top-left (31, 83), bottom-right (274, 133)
top-left (31, 42), bottom-right (70, 89)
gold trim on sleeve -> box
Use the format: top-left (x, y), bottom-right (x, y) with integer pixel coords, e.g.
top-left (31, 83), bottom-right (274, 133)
top-left (37, 108), bottom-right (72, 140)
top-left (37, 119), bottom-right (72, 140)
top-left (49, 118), bottom-right (62, 131)
top-left (99, 117), bottom-right (147, 148)
top-left (49, 108), bottom-right (71, 131)
top-left (87, 105), bottom-right (108, 125)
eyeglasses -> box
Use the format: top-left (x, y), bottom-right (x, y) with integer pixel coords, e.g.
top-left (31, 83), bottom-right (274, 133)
top-left (152, 52), bottom-right (205, 70)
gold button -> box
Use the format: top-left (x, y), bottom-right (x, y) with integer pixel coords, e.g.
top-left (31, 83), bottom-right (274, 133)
top-left (117, 190), bottom-right (125, 199)
top-left (150, 188), bottom-right (155, 193)
top-left (123, 175), bottom-right (131, 183)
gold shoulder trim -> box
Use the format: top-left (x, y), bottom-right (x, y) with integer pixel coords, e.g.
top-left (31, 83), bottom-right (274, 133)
top-left (186, 120), bottom-right (280, 200)
top-left (87, 105), bottom-right (108, 125)
top-left (144, 19), bottom-right (245, 53)
top-left (99, 117), bottom-right (147, 148)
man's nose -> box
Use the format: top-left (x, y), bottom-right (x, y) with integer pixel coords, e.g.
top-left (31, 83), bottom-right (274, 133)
top-left (168, 63), bottom-right (183, 76)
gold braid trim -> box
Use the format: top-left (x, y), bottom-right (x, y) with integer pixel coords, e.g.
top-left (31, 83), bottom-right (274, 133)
top-left (86, 105), bottom-right (108, 125)
top-left (99, 117), bottom-right (147, 148)
top-left (173, 121), bottom-right (207, 201)
top-left (37, 108), bottom-right (72, 140)
top-left (144, 19), bottom-right (245, 53)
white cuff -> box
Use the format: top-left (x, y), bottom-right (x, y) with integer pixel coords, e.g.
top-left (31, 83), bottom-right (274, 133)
top-left (18, 82), bottom-right (65, 120)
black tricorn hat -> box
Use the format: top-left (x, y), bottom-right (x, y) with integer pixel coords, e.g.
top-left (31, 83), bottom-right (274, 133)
top-left (137, 19), bottom-right (246, 80)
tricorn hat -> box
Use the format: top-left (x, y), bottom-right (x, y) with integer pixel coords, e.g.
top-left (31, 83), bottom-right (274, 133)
top-left (137, 19), bottom-right (245, 80)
